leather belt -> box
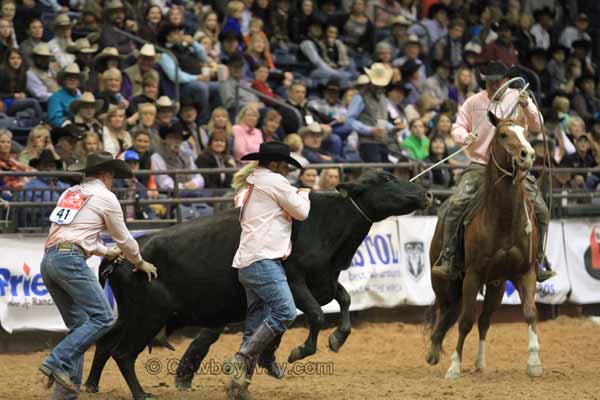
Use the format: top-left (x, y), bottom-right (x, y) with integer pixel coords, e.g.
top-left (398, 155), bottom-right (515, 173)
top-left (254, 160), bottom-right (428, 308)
top-left (46, 242), bottom-right (85, 254)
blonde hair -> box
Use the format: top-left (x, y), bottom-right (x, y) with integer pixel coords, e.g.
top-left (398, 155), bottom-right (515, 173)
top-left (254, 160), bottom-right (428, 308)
top-left (235, 104), bottom-right (259, 124)
top-left (567, 115), bottom-right (585, 132)
top-left (138, 103), bottom-right (157, 115)
top-left (0, 128), bottom-right (12, 140)
top-left (103, 67), bottom-right (122, 82)
top-left (232, 160), bottom-right (258, 190)
top-left (75, 131), bottom-right (103, 162)
top-left (284, 133), bottom-right (302, 152)
top-left (23, 125), bottom-right (50, 157)
top-left (227, 0), bottom-right (245, 16)
top-left (319, 168), bottom-right (340, 190)
top-left (552, 96), bottom-right (570, 113)
top-left (207, 107), bottom-right (232, 137)
top-left (248, 33), bottom-right (270, 58)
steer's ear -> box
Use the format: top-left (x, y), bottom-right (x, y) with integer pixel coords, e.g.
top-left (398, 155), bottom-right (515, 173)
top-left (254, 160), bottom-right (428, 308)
top-left (337, 181), bottom-right (366, 198)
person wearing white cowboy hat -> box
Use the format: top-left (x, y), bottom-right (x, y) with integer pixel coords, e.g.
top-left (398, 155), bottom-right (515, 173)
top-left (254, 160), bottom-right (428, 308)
top-left (27, 42), bottom-right (60, 102)
top-left (347, 63), bottom-right (395, 163)
top-left (156, 96), bottom-right (179, 126)
top-left (95, 47), bottom-right (125, 71)
top-left (39, 150), bottom-right (157, 398)
top-left (124, 43), bottom-right (161, 97)
top-left (224, 140), bottom-right (309, 397)
top-left (48, 13), bottom-right (76, 68)
top-left (66, 92), bottom-right (104, 136)
top-left (101, 0), bottom-right (138, 55)
top-left (48, 63), bottom-right (83, 128)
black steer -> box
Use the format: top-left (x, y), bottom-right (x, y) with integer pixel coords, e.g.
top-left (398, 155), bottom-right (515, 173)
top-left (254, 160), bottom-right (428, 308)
top-left (84, 170), bottom-right (432, 399)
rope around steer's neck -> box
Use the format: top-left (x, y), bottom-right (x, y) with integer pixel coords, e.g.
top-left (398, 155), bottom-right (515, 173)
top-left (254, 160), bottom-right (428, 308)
top-left (348, 196), bottom-right (373, 224)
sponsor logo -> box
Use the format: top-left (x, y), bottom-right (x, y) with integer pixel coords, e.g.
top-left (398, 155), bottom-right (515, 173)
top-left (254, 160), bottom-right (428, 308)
top-left (583, 226), bottom-right (600, 281)
top-left (0, 263), bottom-right (48, 298)
top-left (351, 233), bottom-right (399, 267)
top-left (404, 241), bottom-right (425, 280)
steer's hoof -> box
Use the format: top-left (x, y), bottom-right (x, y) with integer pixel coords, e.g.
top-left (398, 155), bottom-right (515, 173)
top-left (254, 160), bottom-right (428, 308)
top-left (425, 351), bottom-right (440, 366)
top-left (287, 346), bottom-right (304, 363)
top-left (226, 380), bottom-right (252, 400)
top-left (84, 383), bottom-right (98, 393)
top-left (527, 363), bottom-right (544, 378)
top-left (134, 391), bottom-right (158, 399)
top-left (328, 332), bottom-right (348, 353)
top-left (175, 377), bottom-right (192, 391)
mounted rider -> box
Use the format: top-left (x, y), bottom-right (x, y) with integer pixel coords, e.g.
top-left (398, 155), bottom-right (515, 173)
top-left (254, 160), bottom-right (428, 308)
top-left (431, 61), bottom-right (556, 282)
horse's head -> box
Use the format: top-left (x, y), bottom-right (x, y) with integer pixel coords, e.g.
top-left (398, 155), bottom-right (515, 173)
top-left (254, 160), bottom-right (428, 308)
top-left (488, 111), bottom-right (535, 176)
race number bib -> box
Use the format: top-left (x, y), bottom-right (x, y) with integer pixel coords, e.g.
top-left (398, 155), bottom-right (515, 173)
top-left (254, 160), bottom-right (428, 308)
top-left (49, 191), bottom-right (92, 225)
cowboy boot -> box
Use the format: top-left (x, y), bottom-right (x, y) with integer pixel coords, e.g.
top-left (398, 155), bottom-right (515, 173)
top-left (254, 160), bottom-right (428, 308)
top-left (225, 322), bottom-right (276, 389)
top-left (258, 333), bottom-right (284, 379)
top-left (226, 359), bottom-right (256, 400)
top-left (536, 255), bottom-right (556, 283)
top-left (432, 211), bottom-right (461, 280)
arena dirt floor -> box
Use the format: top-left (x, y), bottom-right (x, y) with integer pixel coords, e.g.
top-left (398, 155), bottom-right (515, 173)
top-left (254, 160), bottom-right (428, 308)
top-left (0, 316), bottom-right (599, 400)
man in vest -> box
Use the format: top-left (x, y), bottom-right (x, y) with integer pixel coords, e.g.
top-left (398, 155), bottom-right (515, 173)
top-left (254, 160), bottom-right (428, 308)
top-left (124, 43), bottom-right (160, 98)
top-left (347, 63), bottom-right (398, 162)
top-left (431, 61), bottom-right (555, 282)
top-left (26, 42), bottom-right (60, 102)
top-left (39, 151), bottom-right (157, 399)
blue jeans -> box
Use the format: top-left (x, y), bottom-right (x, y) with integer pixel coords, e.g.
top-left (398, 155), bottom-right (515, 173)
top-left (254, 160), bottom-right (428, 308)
top-left (238, 259), bottom-right (297, 344)
top-left (40, 247), bottom-right (115, 399)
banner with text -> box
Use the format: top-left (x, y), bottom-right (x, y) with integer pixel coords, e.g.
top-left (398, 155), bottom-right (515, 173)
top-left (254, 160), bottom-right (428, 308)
top-left (563, 220), bottom-right (600, 304)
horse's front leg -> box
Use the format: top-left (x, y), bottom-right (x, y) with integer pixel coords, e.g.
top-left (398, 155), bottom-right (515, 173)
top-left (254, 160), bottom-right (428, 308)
top-left (288, 280), bottom-right (324, 363)
top-left (446, 271), bottom-right (481, 379)
top-left (515, 269), bottom-right (543, 377)
top-left (328, 282), bottom-right (351, 353)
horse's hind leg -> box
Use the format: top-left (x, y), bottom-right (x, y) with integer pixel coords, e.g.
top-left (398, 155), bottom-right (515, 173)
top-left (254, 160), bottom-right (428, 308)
top-left (426, 293), bottom-right (460, 366)
top-left (175, 326), bottom-right (224, 390)
top-left (475, 281), bottom-right (506, 372)
top-left (328, 282), bottom-right (351, 353)
top-left (446, 271), bottom-right (480, 379)
top-left (515, 271), bottom-right (543, 377)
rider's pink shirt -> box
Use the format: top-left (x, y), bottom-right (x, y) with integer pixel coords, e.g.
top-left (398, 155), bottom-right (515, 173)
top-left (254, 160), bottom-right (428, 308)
top-left (451, 88), bottom-right (542, 165)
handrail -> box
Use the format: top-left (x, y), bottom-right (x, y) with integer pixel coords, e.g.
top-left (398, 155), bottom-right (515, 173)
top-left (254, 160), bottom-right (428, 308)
top-left (234, 84), bottom-right (304, 130)
top-left (113, 27), bottom-right (180, 102)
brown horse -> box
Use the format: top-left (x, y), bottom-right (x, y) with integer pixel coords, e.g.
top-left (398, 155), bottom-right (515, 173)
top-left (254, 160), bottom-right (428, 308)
top-left (426, 111), bottom-right (543, 379)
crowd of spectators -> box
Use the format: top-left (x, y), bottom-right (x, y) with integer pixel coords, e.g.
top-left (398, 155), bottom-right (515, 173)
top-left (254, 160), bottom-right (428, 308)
top-left (1, 0), bottom-right (600, 225)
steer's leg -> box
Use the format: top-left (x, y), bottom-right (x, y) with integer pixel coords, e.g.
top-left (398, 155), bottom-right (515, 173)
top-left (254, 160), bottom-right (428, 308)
top-left (288, 281), bottom-right (324, 363)
top-left (328, 282), bottom-right (351, 353)
top-left (475, 280), bottom-right (505, 372)
top-left (84, 320), bottom-right (125, 393)
top-left (175, 326), bottom-right (224, 390)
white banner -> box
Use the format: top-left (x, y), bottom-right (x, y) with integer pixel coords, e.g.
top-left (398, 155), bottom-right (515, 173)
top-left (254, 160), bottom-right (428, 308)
top-left (564, 220), bottom-right (600, 304)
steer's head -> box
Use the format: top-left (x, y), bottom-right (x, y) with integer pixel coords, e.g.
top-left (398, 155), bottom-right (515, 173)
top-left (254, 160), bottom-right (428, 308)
top-left (337, 170), bottom-right (432, 222)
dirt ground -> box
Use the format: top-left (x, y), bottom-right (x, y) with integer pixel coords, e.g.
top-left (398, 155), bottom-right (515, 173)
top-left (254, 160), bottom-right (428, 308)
top-left (0, 316), bottom-right (599, 400)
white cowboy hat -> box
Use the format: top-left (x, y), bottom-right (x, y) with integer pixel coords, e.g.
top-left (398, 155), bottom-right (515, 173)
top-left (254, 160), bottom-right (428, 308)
top-left (156, 96), bottom-right (178, 112)
top-left (32, 42), bottom-right (52, 57)
top-left (364, 63), bottom-right (394, 87)
top-left (69, 92), bottom-right (104, 114)
top-left (139, 43), bottom-right (157, 57)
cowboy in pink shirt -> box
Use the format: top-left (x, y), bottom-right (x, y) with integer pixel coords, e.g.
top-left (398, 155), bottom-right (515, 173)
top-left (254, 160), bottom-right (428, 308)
top-left (432, 61), bottom-right (555, 282)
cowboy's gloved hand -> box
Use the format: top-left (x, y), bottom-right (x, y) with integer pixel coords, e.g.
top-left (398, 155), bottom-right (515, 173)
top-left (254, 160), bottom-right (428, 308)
top-left (106, 246), bottom-right (122, 261)
top-left (518, 90), bottom-right (529, 107)
top-left (133, 260), bottom-right (158, 282)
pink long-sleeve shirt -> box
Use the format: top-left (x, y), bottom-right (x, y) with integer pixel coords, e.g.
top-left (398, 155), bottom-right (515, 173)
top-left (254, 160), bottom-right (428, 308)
top-left (232, 124), bottom-right (264, 162)
top-left (451, 88), bottom-right (542, 165)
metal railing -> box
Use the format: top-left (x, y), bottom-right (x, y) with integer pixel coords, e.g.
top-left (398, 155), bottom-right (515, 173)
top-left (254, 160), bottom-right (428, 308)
top-left (234, 84), bottom-right (304, 129)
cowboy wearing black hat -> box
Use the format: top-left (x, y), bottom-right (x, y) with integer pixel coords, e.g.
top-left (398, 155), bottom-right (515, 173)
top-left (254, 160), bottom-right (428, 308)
top-left (225, 141), bottom-right (310, 398)
top-left (39, 151), bottom-right (157, 398)
top-left (432, 60), bottom-right (555, 282)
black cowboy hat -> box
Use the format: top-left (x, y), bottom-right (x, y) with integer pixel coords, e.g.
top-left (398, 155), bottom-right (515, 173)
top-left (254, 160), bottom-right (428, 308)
top-left (241, 141), bottom-right (303, 169)
top-left (386, 80), bottom-right (412, 95)
top-left (50, 124), bottom-right (84, 145)
top-left (549, 44), bottom-right (570, 56)
top-left (157, 22), bottom-right (184, 45)
top-left (320, 77), bottom-right (342, 92)
top-left (29, 149), bottom-right (62, 170)
top-left (427, 3), bottom-right (450, 19)
top-left (401, 59), bottom-right (421, 78)
top-left (528, 47), bottom-right (548, 59)
top-left (576, 74), bottom-right (595, 89)
top-left (218, 30), bottom-right (243, 43)
top-left (533, 6), bottom-right (555, 20)
top-left (69, 151), bottom-right (133, 178)
top-left (158, 121), bottom-right (190, 140)
top-left (179, 95), bottom-right (202, 113)
top-left (479, 61), bottom-right (508, 81)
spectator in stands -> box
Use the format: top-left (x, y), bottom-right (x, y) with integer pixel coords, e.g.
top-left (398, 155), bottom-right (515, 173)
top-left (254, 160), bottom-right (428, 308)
top-left (223, 1), bottom-right (244, 37)
top-left (219, 30), bottom-right (244, 65)
top-left (130, 130), bottom-right (157, 196)
top-left (320, 24), bottom-right (355, 78)
top-left (559, 13), bottom-right (591, 48)
top-left (415, 3), bottom-right (450, 46)
top-left (402, 118), bottom-right (429, 161)
top-left (75, 131), bottom-right (102, 164)
top-left (528, 48), bottom-right (552, 105)
top-left (317, 167), bottom-right (340, 191)
top-left (24, 149), bottom-right (68, 200)
top-left (18, 125), bottom-right (55, 165)
top-left (571, 39), bottom-right (595, 77)
top-left (245, 32), bottom-right (274, 71)
top-left (73, 0), bottom-right (102, 38)
top-left (462, 41), bottom-right (481, 69)
top-left (421, 60), bottom-right (451, 108)
top-left (296, 167), bottom-right (318, 189)
top-left (547, 45), bottom-right (568, 94)
top-left (48, 63), bottom-right (82, 128)
top-left (67, 38), bottom-right (100, 93)
top-left (385, 81), bottom-right (410, 148)
top-left (138, 5), bottom-right (162, 43)
top-left (100, 0), bottom-right (138, 55)
top-left (0, 48), bottom-right (43, 121)
top-left (571, 75), bottom-right (600, 125)
top-left (251, 65), bottom-right (276, 102)
top-left (219, 54), bottom-right (261, 117)
top-left (290, 0), bottom-right (314, 43)
top-left (341, 0), bottom-right (374, 69)
top-left (479, 19), bottom-right (518, 67)
top-left (0, 129), bottom-right (28, 192)
top-left (283, 133), bottom-right (308, 183)
top-left (66, 92), bottom-right (103, 137)
top-left (423, 135), bottom-right (452, 188)
top-left (432, 18), bottom-right (465, 70)
top-left (155, 96), bottom-right (178, 128)
top-left (102, 106), bottom-right (132, 157)
top-left (113, 149), bottom-right (157, 220)
top-left (401, 60), bottom-right (423, 106)
top-left (130, 74), bottom-right (159, 112)
top-left (152, 122), bottom-right (205, 194)
top-left (559, 134), bottom-right (598, 191)
top-left (97, 68), bottom-right (130, 114)
top-left (195, 11), bottom-right (220, 44)
top-left (179, 96), bottom-right (208, 157)
top-left (383, 15), bottom-right (411, 60)
top-left (158, 22), bottom-right (211, 123)
top-left (195, 130), bottom-right (237, 189)
top-left (124, 44), bottom-right (160, 99)
top-left (95, 47), bottom-right (124, 76)
top-left (206, 106), bottom-right (233, 145)
top-left (300, 123), bottom-right (336, 163)
top-left (48, 13), bottom-right (75, 68)
top-left (449, 66), bottom-right (476, 106)
top-left (233, 104), bottom-right (262, 163)
top-left (530, 7), bottom-right (554, 50)
top-left (261, 109), bottom-right (283, 142)
top-left (50, 124), bottom-right (83, 169)
top-left (131, 103), bottom-right (159, 151)
top-left (308, 78), bottom-right (352, 147)
top-left (19, 18), bottom-right (44, 66)
top-left (514, 13), bottom-right (536, 65)
top-left (270, 0), bottom-right (292, 50)
top-left (26, 43), bottom-right (59, 102)
top-left (348, 63), bottom-right (395, 162)
top-left (559, 115), bottom-right (587, 159)
top-left (252, 0), bottom-right (273, 34)
top-left (374, 42), bottom-right (401, 83)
